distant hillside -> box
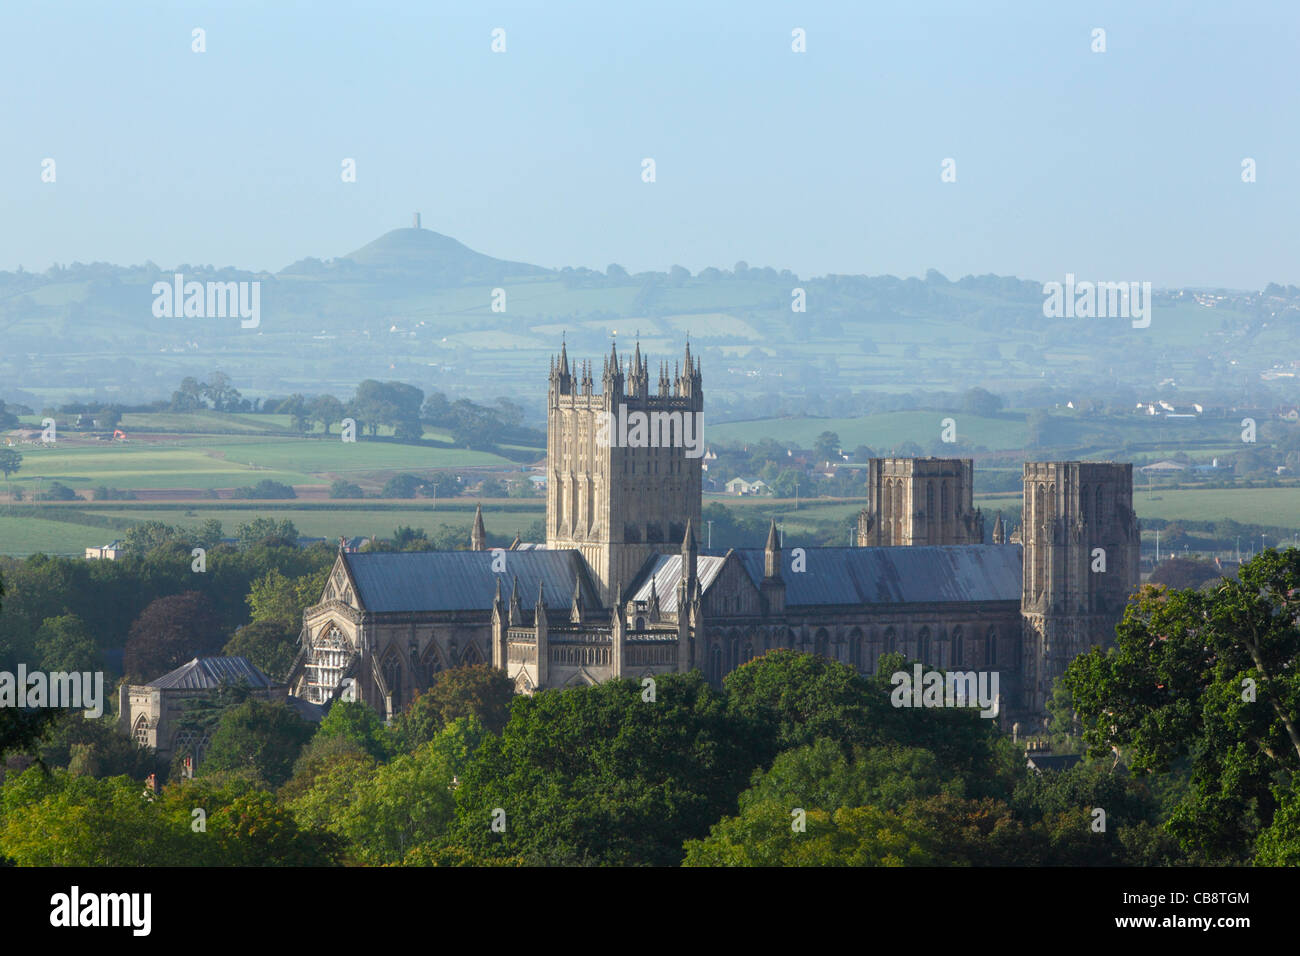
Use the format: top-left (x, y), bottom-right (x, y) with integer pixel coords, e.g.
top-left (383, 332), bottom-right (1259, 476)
top-left (1, 225), bottom-right (1296, 419)
top-left (280, 227), bottom-right (550, 286)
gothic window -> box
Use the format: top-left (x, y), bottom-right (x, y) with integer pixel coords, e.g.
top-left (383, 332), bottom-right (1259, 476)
top-left (422, 647), bottom-right (443, 686)
top-left (708, 643), bottom-right (723, 686)
top-left (306, 624), bottom-right (350, 704)
top-left (461, 642), bottom-right (484, 666)
top-left (849, 628), bottom-right (863, 671)
top-left (986, 628), bottom-right (997, 667)
top-left (786, 628), bottom-right (796, 649)
top-left (635, 617), bottom-right (645, 631)
top-left (382, 654), bottom-right (403, 713)
top-left (917, 627), bottom-right (930, 664)
top-left (814, 628), bottom-right (829, 658)
top-left (891, 480), bottom-right (903, 542)
top-left (885, 626), bottom-right (896, 655)
top-left (132, 714), bottom-right (150, 747)
top-left (952, 626), bottom-right (964, 666)
top-left (941, 483), bottom-right (950, 522)
top-left (743, 642), bottom-right (753, 665)
top-left (926, 484), bottom-right (935, 525)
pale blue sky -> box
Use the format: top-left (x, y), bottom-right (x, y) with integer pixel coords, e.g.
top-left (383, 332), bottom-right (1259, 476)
top-left (3, 0), bottom-right (1297, 287)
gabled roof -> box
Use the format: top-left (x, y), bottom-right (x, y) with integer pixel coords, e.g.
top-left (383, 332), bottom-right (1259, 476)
top-left (632, 545), bottom-right (1022, 609)
top-left (147, 656), bottom-right (275, 690)
top-left (629, 554), bottom-right (730, 614)
top-left (731, 545), bottom-right (1022, 606)
top-left (341, 549), bottom-right (600, 613)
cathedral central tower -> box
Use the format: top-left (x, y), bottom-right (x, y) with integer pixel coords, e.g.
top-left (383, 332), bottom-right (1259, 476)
top-left (546, 339), bottom-right (704, 603)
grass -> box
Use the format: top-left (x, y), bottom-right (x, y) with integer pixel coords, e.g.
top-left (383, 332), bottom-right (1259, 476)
top-left (3, 434), bottom-right (524, 493)
top-left (709, 411), bottom-right (1028, 450)
top-left (0, 515), bottom-right (122, 556)
top-left (975, 486), bottom-right (1300, 527)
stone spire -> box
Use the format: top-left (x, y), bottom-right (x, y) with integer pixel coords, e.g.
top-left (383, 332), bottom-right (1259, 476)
top-left (471, 502), bottom-right (487, 551)
top-left (993, 512), bottom-right (1005, 544)
top-left (509, 575), bottom-right (522, 626)
top-left (570, 572), bottom-right (583, 624)
top-left (764, 519), bottom-right (782, 579)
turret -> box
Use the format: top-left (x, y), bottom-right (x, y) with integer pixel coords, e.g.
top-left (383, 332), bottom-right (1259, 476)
top-left (534, 579), bottom-right (548, 689)
top-left (491, 577), bottom-right (507, 668)
top-left (509, 575), bottom-right (522, 626)
top-left (761, 519), bottom-right (786, 615)
top-left (570, 572), bottom-right (584, 624)
top-left (471, 503), bottom-right (487, 551)
top-left (611, 580), bottom-right (625, 676)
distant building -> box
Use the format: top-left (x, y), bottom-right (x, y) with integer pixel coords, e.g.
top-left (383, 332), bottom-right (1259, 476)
top-left (725, 477), bottom-right (768, 496)
top-left (118, 657), bottom-right (288, 765)
top-left (85, 541), bottom-right (125, 560)
top-left (288, 341), bottom-right (1140, 725)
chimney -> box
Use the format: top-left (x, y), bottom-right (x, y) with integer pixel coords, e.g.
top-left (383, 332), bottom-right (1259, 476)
top-left (413, 212), bottom-right (421, 229)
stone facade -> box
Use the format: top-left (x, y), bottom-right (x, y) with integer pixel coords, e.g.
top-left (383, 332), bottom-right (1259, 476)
top-left (288, 342), bottom-right (1140, 725)
top-left (857, 457), bottom-right (984, 546)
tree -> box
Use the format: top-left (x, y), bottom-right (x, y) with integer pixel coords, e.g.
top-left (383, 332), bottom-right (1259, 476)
top-left (123, 591), bottom-right (227, 682)
top-left (393, 665), bottom-right (516, 748)
top-left (233, 479), bottom-right (296, 500)
top-left (309, 395), bottom-right (345, 435)
top-left (235, 517), bottom-right (298, 549)
top-left (0, 448), bottom-right (21, 480)
top-left (314, 700), bottom-right (394, 761)
top-left (813, 431), bottom-right (842, 463)
top-left (449, 673), bottom-right (764, 865)
top-left (33, 614), bottom-right (101, 673)
top-left (1148, 557), bottom-right (1222, 590)
top-left (201, 700), bottom-right (314, 788)
top-left (223, 621), bottom-right (297, 683)
top-left (393, 419), bottom-right (424, 443)
top-left (1063, 549), bottom-right (1300, 862)
top-left (381, 473), bottom-right (423, 499)
top-left (962, 387), bottom-right (1004, 417)
top-left (329, 479), bottom-right (365, 499)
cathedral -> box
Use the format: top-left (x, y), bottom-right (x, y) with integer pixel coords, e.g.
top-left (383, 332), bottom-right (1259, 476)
top-left (288, 340), bottom-right (1140, 724)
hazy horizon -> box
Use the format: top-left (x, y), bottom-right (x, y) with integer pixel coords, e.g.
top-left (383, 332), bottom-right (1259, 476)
top-left (4, 0), bottom-right (1298, 287)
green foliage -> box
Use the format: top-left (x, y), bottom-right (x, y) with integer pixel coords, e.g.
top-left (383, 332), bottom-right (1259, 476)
top-left (35, 711), bottom-right (155, 779)
top-left (199, 700), bottom-right (313, 789)
top-left (235, 517), bottom-right (299, 548)
top-left (448, 674), bottom-right (765, 865)
top-left (329, 479), bottom-right (365, 499)
top-left (315, 700), bottom-right (394, 761)
top-left (223, 621), bottom-right (297, 683)
top-left (33, 613), bottom-right (101, 673)
top-left (392, 665), bottom-right (515, 748)
top-left (1064, 548), bottom-right (1300, 863)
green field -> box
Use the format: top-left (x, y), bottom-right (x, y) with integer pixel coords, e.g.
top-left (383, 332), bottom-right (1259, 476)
top-left (0, 515), bottom-right (125, 556)
top-left (709, 412), bottom-right (1027, 451)
top-left (976, 486), bottom-right (1300, 527)
top-left (4, 435), bottom-right (521, 495)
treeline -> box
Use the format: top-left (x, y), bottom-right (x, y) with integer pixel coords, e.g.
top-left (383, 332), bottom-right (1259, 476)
top-left (0, 655), bottom-right (1185, 867)
top-left (3, 551), bottom-right (1300, 866)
